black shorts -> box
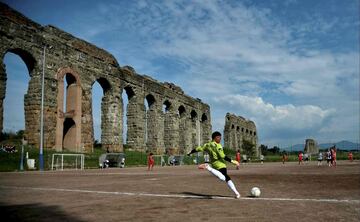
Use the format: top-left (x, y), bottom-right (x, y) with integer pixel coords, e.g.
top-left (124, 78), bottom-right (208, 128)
top-left (218, 168), bottom-right (231, 182)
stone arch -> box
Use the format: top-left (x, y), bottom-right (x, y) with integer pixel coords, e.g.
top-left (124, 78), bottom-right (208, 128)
top-left (55, 67), bottom-right (82, 152)
top-left (190, 110), bottom-right (198, 121)
top-left (94, 77), bottom-right (112, 95)
top-left (163, 99), bottom-right (172, 152)
top-left (0, 4), bottom-right (213, 154)
top-left (178, 105), bottom-right (186, 118)
top-left (91, 77), bottom-right (116, 151)
top-left (143, 93), bottom-right (165, 153)
top-left (162, 99), bottom-right (171, 113)
top-left (0, 48), bottom-right (36, 138)
top-left (145, 94), bottom-right (156, 109)
top-left (123, 85), bottom-right (135, 100)
top-left (122, 84), bottom-right (143, 150)
top-left (5, 48), bottom-right (36, 74)
top-left (200, 113), bottom-right (209, 144)
top-left (178, 105), bottom-right (188, 153)
top-left (201, 113), bottom-right (208, 122)
top-left (63, 118), bottom-right (76, 149)
top-left (144, 93), bottom-right (158, 151)
top-left (190, 110), bottom-right (200, 148)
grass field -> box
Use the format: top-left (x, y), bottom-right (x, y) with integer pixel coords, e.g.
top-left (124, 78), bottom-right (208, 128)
top-left (1, 144), bottom-right (359, 172)
top-left (0, 160), bottom-right (359, 221)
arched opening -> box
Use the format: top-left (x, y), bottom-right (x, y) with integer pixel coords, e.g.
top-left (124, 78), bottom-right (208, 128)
top-left (178, 105), bottom-right (187, 152)
top-left (163, 100), bottom-right (171, 113)
top-left (1, 51), bottom-right (31, 139)
top-left (61, 73), bottom-right (79, 150)
top-left (55, 67), bottom-right (82, 152)
top-left (163, 100), bottom-right (172, 151)
top-left (64, 74), bottom-right (77, 113)
top-left (201, 113), bottom-right (207, 122)
top-left (144, 94), bottom-right (155, 146)
top-left (178, 105), bottom-right (186, 118)
top-left (122, 85), bottom-right (135, 144)
top-left (190, 110), bottom-right (199, 147)
top-left (63, 118), bottom-right (76, 150)
top-left (91, 82), bottom-right (102, 145)
top-left (91, 77), bottom-right (111, 148)
top-left (201, 113), bottom-right (208, 144)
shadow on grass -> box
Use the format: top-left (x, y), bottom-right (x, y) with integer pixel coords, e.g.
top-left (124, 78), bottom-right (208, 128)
top-left (0, 202), bottom-right (85, 222)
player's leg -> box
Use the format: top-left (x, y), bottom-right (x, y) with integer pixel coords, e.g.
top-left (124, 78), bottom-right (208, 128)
top-left (218, 168), bottom-right (240, 198)
top-left (201, 164), bottom-right (226, 181)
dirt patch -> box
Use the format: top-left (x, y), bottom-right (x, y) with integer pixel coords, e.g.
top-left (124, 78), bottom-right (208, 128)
top-left (0, 161), bottom-right (359, 221)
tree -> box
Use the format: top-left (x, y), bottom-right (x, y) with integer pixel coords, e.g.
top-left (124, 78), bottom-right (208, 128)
top-left (268, 146), bottom-right (280, 154)
top-left (259, 144), bottom-right (268, 155)
top-left (242, 139), bottom-right (255, 157)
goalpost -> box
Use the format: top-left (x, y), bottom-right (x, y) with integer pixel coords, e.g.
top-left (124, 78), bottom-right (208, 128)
top-left (152, 155), bottom-right (166, 166)
top-left (51, 153), bottom-right (85, 170)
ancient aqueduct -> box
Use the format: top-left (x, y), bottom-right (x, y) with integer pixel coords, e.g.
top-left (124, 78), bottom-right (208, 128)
top-left (0, 3), bottom-right (212, 154)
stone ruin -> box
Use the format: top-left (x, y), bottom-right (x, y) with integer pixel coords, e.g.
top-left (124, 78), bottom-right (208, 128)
top-left (0, 3), bottom-right (211, 154)
top-left (304, 139), bottom-right (319, 154)
top-left (223, 113), bottom-right (258, 155)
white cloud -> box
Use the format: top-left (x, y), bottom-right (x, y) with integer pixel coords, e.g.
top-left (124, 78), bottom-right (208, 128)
top-left (3, 0), bottom-right (358, 145)
top-left (212, 94), bottom-right (337, 145)
top-left (90, 0), bottom-right (358, 145)
top-left (214, 94), bottom-right (335, 129)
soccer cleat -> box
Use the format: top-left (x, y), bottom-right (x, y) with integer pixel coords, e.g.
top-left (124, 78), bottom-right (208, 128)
top-left (235, 193), bottom-right (241, 199)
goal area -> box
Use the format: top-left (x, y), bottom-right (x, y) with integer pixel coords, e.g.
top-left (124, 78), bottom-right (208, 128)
top-left (152, 155), bottom-right (166, 166)
top-left (51, 153), bottom-right (84, 170)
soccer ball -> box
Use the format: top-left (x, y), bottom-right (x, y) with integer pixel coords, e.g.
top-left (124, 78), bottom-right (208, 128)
top-left (250, 187), bottom-right (261, 197)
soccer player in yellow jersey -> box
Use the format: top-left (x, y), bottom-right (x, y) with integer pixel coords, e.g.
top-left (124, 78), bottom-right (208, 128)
top-left (187, 131), bottom-right (241, 199)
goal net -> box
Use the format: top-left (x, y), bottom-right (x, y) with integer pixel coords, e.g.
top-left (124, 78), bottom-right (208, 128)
top-left (152, 155), bottom-right (166, 166)
top-left (51, 153), bottom-right (84, 170)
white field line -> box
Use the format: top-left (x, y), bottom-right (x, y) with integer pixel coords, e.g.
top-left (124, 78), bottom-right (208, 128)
top-left (0, 185), bottom-right (359, 204)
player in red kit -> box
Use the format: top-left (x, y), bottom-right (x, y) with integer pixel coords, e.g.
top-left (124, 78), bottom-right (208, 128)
top-left (147, 152), bottom-right (155, 171)
top-left (236, 150), bottom-right (241, 170)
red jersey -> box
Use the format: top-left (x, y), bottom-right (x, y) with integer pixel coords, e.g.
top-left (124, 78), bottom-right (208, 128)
top-left (148, 155), bottom-right (154, 165)
top-left (236, 152), bottom-right (241, 161)
top-left (298, 153), bottom-right (303, 160)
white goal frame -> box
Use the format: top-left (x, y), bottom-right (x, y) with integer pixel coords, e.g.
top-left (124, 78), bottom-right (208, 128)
top-left (152, 155), bottom-right (166, 166)
top-left (51, 153), bottom-right (85, 170)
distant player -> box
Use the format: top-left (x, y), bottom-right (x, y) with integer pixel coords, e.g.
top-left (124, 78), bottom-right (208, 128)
top-left (317, 152), bottom-right (323, 166)
top-left (282, 153), bottom-right (287, 164)
top-left (326, 149), bottom-right (332, 167)
top-left (331, 148), bottom-right (337, 167)
top-left (147, 152), bottom-right (154, 171)
top-left (298, 151), bottom-right (304, 165)
top-left (235, 150), bottom-right (241, 170)
top-left (187, 131), bottom-right (241, 199)
top-left (348, 152), bottom-right (353, 162)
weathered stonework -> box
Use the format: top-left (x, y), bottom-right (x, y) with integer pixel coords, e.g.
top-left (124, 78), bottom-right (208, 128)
top-left (0, 3), bottom-right (212, 154)
top-left (304, 139), bottom-right (319, 154)
top-left (223, 113), bottom-right (258, 155)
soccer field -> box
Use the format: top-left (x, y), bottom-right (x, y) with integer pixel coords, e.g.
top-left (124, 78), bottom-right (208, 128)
top-left (1, 161), bottom-right (359, 221)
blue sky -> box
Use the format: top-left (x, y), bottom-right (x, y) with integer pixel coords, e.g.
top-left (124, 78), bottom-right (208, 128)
top-left (2, 0), bottom-right (359, 147)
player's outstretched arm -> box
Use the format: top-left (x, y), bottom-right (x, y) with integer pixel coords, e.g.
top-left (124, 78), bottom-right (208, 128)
top-left (187, 149), bottom-right (197, 156)
top-left (187, 145), bottom-right (206, 156)
top-left (224, 156), bottom-right (240, 166)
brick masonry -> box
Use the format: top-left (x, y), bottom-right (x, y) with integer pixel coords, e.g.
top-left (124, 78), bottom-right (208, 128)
top-left (223, 113), bottom-right (259, 156)
top-left (0, 3), bottom-right (211, 154)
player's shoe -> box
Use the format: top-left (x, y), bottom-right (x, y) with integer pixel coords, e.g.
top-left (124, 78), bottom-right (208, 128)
top-left (235, 193), bottom-right (241, 199)
top-left (198, 163), bottom-right (208, 170)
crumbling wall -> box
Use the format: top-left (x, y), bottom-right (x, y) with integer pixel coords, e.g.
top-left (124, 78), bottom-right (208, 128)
top-left (0, 3), bottom-right (211, 154)
top-left (224, 113), bottom-right (258, 155)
